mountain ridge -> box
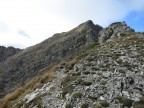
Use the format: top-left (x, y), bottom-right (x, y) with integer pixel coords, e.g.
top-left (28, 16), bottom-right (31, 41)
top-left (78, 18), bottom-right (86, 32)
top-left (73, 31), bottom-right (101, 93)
top-left (0, 20), bottom-right (143, 108)
top-left (0, 20), bottom-right (102, 98)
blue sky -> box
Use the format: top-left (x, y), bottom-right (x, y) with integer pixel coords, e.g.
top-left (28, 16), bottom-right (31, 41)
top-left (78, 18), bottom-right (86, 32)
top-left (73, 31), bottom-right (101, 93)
top-left (0, 0), bottom-right (143, 48)
top-left (124, 11), bottom-right (144, 32)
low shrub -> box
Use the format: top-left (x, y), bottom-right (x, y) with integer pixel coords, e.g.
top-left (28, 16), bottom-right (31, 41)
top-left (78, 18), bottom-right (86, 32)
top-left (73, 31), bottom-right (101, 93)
top-left (117, 96), bottom-right (133, 107)
top-left (65, 103), bottom-right (72, 108)
top-left (81, 102), bottom-right (89, 108)
top-left (133, 99), bottom-right (144, 108)
top-left (81, 81), bottom-right (92, 86)
top-left (72, 92), bottom-right (82, 98)
top-left (100, 101), bottom-right (109, 107)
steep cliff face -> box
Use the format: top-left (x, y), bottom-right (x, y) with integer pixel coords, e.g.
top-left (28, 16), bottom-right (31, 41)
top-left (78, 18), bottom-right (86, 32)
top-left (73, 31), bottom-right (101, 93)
top-left (0, 46), bottom-right (20, 63)
top-left (0, 46), bottom-right (21, 97)
top-left (0, 20), bottom-right (102, 98)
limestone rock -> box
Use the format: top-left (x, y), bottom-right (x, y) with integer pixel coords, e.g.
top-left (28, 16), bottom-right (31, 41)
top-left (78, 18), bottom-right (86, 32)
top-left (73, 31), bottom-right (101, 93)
top-left (98, 21), bottom-right (135, 44)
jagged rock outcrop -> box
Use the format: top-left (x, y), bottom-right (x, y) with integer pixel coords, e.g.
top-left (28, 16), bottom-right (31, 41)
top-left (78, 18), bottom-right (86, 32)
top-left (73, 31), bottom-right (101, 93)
top-left (98, 21), bottom-right (135, 44)
top-left (0, 20), bottom-right (102, 98)
top-left (0, 46), bottom-right (20, 63)
top-left (19, 32), bottom-right (144, 108)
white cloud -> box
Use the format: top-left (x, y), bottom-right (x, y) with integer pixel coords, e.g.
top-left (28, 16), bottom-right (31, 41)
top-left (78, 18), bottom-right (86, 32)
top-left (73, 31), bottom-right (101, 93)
top-left (0, 22), bottom-right (9, 33)
top-left (0, 30), bottom-right (32, 48)
top-left (0, 0), bottom-right (143, 48)
top-left (18, 30), bottom-right (30, 39)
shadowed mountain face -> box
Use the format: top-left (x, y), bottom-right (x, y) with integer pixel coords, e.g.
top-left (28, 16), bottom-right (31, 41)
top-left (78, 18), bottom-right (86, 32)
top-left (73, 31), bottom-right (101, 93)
top-left (0, 20), bottom-right (103, 98)
top-left (0, 46), bottom-right (20, 63)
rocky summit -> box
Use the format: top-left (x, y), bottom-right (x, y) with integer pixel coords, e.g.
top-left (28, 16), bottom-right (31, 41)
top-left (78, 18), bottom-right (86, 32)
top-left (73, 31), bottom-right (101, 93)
top-left (0, 20), bottom-right (144, 108)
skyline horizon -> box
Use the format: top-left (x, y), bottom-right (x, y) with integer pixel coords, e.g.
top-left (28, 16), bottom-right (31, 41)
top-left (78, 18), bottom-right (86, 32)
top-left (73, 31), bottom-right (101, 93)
top-left (0, 0), bottom-right (143, 48)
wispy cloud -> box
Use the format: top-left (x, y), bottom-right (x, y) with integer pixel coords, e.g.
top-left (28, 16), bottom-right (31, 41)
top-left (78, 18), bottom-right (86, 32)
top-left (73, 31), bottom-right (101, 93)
top-left (18, 30), bottom-right (30, 39)
top-left (0, 21), bottom-right (9, 33)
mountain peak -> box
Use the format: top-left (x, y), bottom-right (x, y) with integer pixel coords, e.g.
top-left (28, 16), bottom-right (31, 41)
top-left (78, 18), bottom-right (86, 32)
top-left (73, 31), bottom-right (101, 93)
top-left (83, 20), bottom-right (94, 25)
top-left (0, 20), bottom-right (103, 99)
top-left (73, 20), bottom-right (102, 34)
top-left (109, 21), bottom-right (126, 27)
top-left (78, 20), bottom-right (95, 28)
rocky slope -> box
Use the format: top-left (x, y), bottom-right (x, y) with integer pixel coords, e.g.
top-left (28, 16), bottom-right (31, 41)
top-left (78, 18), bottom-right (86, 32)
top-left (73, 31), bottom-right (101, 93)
top-left (17, 32), bottom-right (144, 108)
top-left (0, 20), bottom-right (140, 108)
top-left (98, 21), bottom-right (134, 44)
top-left (0, 20), bottom-right (102, 98)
